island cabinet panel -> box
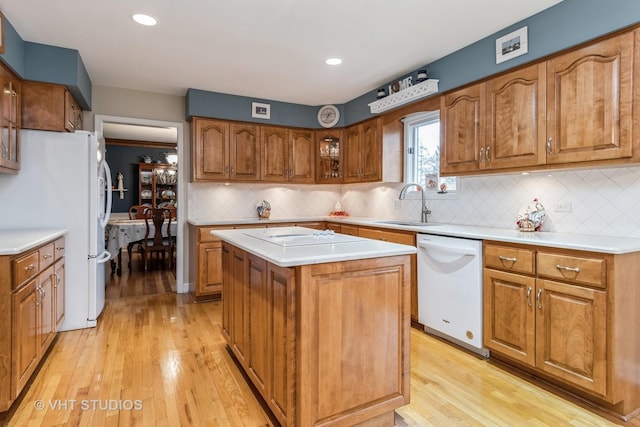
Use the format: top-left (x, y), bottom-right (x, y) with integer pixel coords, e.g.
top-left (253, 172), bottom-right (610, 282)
top-left (297, 256), bottom-right (410, 427)
top-left (221, 239), bottom-right (410, 426)
top-left (247, 254), bottom-right (269, 395)
top-left (546, 31), bottom-right (634, 165)
top-left (267, 263), bottom-right (296, 425)
top-left (229, 245), bottom-right (249, 365)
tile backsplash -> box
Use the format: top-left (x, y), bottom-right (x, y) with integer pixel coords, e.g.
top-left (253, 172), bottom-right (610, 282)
top-left (188, 166), bottom-right (640, 239)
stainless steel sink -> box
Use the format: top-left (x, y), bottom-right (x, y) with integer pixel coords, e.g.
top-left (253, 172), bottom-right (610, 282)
top-left (374, 220), bottom-right (442, 227)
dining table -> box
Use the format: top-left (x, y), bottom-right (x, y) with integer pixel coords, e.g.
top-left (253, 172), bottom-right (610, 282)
top-left (105, 218), bottom-right (178, 275)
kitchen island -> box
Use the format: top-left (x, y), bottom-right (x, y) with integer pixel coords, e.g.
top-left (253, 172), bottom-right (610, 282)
top-left (213, 226), bottom-right (416, 427)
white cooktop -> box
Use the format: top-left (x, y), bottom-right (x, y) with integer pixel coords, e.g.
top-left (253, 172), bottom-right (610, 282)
top-left (243, 228), bottom-right (361, 247)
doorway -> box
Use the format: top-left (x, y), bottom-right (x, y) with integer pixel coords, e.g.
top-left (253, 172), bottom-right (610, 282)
top-left (95, 115), bottom-right (186, 296)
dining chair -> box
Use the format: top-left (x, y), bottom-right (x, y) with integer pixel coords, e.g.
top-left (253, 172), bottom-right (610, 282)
top-left (141, 207), bottom-right (175, 271)
top-left (127, 205), bottom-right (148, 269)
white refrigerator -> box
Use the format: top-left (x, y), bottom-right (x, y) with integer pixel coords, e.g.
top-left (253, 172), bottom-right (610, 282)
top-left (0, 129), bottom-right (112, 331)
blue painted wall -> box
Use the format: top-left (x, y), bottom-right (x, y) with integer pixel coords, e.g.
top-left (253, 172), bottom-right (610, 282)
top-left (188, 0), bottom-right (640, 127)
top-left (346, 0), bottom-right (640, 124)
top-left (23, 42), bottom-right (91, 109)
top-left (105, 145), bottom-right (172, 213)
top-left (0, 19), bottom-right (92, 109)
top-left (0, 17), bottom-right (25, 77)
top-left (186, 88), bottom-right (340, 128)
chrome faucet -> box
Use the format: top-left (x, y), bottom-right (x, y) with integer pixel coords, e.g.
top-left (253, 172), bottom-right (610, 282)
top-left (399, 183), bottom-right (431, 223)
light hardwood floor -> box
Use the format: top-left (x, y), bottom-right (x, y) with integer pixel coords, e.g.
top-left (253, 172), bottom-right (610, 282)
top-left (2, 258), bottom-right (638, 426)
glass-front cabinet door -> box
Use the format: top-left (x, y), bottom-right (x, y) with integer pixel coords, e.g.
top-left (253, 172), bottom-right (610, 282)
top-left (316, 130), bottom-right (343, 184)
top-left (0, 70), bottom-right (20, 173)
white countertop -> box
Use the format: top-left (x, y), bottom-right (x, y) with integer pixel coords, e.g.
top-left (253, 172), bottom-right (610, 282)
top-left (212, 226), bottom-right (417, 267)
top-left (0, 228), bottom-right (67, 255)
top-left (191, 216), bottom-right (640, 254)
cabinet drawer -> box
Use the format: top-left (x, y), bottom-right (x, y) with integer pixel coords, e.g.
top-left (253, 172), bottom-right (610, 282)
top-left (13, 251), bottom-right (39, 289)
top-left (197, 227), bottom-right (218, 243)
top-left (39, 243), bottom-right (55, 270)
top-left (358, 228), bottom-right (415, 245)
top-left (484, 243), bottom-right (535, 275)
top-left (537, 252), bottom-right (606, 288)
top-left (53, 237), bottom-right (65, 260)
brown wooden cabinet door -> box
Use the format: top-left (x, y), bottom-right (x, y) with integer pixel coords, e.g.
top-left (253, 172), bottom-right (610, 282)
top-left (230, 122), bottom-right (259, 181)
top-left (343, 124), bottom-right (361, 183)
top-left (221, 243), bottom-right (231, 343)
top-left (53, 260), bottom-right (65, 331)
top-left (230, 246), bottom-right (249, 365)
top-left (441, 83), bottom-right (485, 174)
top-left (267, 263), bottom-right (295, 426)
top-left (486, 63), bottom-right (547, 170)
top-left (192, 118), bottom-right (230, 181)
top-left (0, 69), bottom-right (20, 173)
top-left (546, 31), bottom-right (634, 164)
top-left (289, 129), bottom-right (315, 183)
top-left (38, 267), bottom-right (55, 356)
top-left (260, 125), bottom-right (289, 182)
top-left (12, 280), bottom-right (39, 399)
top-left (483, 268), bottom-right (536, 366)
top-left (247, 254), bottom-right (269, 395)
top-left (197, 241), bottom-right (223, 296)
top-left (535, 279), bottom-right (607, 397)
top-left (360, 118), bottom-right (382, 182)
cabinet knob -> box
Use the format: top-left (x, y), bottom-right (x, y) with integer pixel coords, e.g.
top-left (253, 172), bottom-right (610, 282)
top-left (25, 264), bottom-right (37, 271)
top-left (526, 287), bottom-right (532, 307)
top-left (546, 137), bottom-right (553, 154)
top-left (485, 146), bottom-right (491, 161)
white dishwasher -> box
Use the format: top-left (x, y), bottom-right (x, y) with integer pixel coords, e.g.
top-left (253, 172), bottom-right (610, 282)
top-left (417, 234), bottom-right (489, 356)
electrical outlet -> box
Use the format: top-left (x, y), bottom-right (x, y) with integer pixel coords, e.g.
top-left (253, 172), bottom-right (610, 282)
top-left (393, 200), bottom-right (401, 210)
top-left (553, 201), bottom-right (572, 212)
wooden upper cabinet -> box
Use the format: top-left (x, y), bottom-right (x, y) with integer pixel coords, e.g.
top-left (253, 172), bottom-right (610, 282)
top-left (260, 126), bottom-right (314, 183)
top-left (0, 65), bottom-right (21, 174)
top-left (230, 122), bottom-right (260, 181)
top-left (21, 81), bottom-right (82, 133)
top-left (440, 83), bottom-right (485, 174)
top-left (261, 125), bottom-right (289, 182)
top-left (288, 128), bottom-right (315, 183)
top-left (546, 31), bottom-right (634, 164)
top-left (486, 63), bottom-right (547, 170)
top-left (343, 117), bottom-right (382, 183)
top-left (192, 118), bottom-right (230, 181)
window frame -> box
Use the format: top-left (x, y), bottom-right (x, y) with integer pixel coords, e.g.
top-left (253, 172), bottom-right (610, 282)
top-left (402, 111), bottom-right (459, 199)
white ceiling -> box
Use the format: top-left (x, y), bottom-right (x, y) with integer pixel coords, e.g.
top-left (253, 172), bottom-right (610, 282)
top-left (2, 0), bottom-right (562, 106)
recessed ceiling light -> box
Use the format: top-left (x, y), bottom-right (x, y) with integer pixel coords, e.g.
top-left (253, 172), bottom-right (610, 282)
top-left (325, 58), bottom-right (342, 65)
top-left (132, 13), bottom-right (158, 26)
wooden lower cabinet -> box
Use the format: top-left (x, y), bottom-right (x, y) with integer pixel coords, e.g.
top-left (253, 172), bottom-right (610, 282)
top-left (329, 223), bottom-right (420, 324)
top-left (222, 241), bottom-right (410, 426)
top-left (190, 222), bottom-right (325, 301)
top-left (1, 236), bottom-right (66, 411)
top-left (483, 241), bottom-right (640, 420)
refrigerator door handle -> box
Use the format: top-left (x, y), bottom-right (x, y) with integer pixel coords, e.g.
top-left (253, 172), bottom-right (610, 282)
top-left (99, 159), bottom-right (113, 228)
top-left (90, 250), bottom-right (112, 264)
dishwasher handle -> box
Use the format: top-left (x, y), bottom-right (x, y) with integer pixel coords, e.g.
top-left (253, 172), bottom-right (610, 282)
top-left (418, 240), bottom-right (478, 261)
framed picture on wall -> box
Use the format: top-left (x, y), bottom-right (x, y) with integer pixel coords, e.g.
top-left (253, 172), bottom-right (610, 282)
top-left (251, 102), bottom-right (271, 119)
top-left (496, 26), bottom-right (527, 64)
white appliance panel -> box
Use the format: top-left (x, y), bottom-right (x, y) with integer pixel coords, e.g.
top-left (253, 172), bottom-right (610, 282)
top-left (0, 130), bottom-right (110, 330)
top-left (417, 234), bottom-right (487, 356)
